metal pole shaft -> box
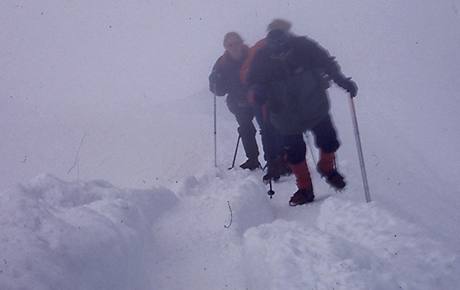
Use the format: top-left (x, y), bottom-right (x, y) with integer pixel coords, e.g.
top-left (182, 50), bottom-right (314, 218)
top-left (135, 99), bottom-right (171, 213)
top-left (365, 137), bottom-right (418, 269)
top-left (349, 98), bottom-right (372, 203)
top-left (229, 135), bottom-right (241, 170)
top-left (214, 94), bottom-right (217, 167)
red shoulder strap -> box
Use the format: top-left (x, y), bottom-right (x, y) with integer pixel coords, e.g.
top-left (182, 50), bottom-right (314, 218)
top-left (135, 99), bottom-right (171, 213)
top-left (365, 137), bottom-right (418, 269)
top-left (240, 38), bottom-right (267, 84)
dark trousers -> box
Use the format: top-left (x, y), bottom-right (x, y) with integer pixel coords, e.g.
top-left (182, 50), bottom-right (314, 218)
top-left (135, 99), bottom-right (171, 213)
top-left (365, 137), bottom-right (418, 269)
top-left (231, 106), bottom-right (259, 160)
top-left (254, 106), bottom-right (284, 162)
top-left (283, 115), bottom-right (340, 165)
top-left (230, 102), bottom-right (284, 162)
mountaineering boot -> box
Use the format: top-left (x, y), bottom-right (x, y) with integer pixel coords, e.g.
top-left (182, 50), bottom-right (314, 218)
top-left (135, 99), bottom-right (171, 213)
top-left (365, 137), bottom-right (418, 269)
top-left (317, 151), bottom-right (346, 190)
top-left (262, 159), bottom-right (281, 183)
top-left (319, 170), bottom-right (346, 190)
top-left (239, 158), bottom-right (261, 170)
top-left (288, 160), bottom-right (315, 206)
top-left (289, 188), bottom-right (315, 206)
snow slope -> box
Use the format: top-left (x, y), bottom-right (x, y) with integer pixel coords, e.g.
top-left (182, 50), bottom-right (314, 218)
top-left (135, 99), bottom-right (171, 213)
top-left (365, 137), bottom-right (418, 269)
top-left (1, 0), bottom-right (460, 289)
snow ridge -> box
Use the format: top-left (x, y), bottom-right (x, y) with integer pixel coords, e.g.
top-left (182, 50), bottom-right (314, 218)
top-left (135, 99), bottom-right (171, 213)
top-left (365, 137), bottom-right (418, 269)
top-left (1, 171), bottom-right (459, 289)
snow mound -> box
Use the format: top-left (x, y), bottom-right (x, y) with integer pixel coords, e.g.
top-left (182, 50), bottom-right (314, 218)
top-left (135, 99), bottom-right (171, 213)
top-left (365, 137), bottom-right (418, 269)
top-left (243, 197), bottom-right (459, 290)
top-left (0, 174), bottom-right (178, 290)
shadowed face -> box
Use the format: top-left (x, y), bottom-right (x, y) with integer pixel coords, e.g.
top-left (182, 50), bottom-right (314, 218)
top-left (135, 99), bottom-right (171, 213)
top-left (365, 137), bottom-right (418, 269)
top-left (266, 29), bottom-right (291, 56)
top-left (224, 34), bottom-right (245, 61)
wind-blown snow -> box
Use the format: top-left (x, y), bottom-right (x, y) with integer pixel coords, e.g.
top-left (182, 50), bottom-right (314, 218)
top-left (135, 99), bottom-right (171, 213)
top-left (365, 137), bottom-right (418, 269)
top-left (1, 0), bottom-right (460, 289)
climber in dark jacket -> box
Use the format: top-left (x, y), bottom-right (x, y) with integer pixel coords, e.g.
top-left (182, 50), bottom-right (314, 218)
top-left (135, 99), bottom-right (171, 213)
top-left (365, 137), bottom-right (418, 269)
top-left (246, 25), bottom-right (358, 206)
top-left (240, 19), bottom-right (294, 183)
top-left (209, 32), bottom-right (261, 170)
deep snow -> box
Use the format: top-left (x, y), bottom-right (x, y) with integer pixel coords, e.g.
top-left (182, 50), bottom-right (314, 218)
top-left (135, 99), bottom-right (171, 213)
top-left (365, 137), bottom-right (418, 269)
top-left (1, 171), bottom-right (458, 289)
top-left (1, 0), bottom-right (460, 289)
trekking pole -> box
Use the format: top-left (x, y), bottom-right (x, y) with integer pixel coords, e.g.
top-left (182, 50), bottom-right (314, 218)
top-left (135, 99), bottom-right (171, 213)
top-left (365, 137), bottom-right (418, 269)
top-left (349, 97), bottom-right (372, 203)
top-left (213, 92), bottom-right (217, 167)
top-left (228, 135), bottom-right (241, 170)
top-left (267, 179), bottom-right (275, 199)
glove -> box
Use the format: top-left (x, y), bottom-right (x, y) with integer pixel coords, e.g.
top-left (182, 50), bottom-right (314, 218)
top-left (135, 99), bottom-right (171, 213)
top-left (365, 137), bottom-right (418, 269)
top-left (209, 71), bottom-right (223, 94)
top-left (209, 71), bottom-right (221, 84)
top-left (337, 77), bottom-right (358, 98)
